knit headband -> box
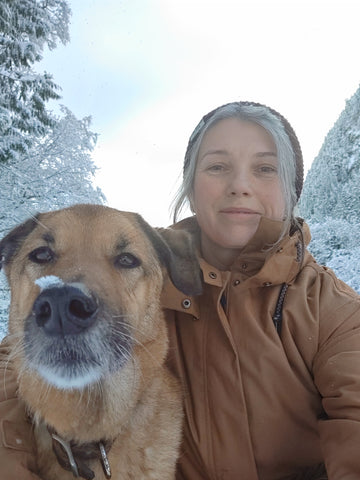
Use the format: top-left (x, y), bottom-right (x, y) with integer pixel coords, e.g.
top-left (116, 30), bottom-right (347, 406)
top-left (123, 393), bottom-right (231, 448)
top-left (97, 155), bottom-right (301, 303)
top-left (183, 101), bottom-right (304, 200)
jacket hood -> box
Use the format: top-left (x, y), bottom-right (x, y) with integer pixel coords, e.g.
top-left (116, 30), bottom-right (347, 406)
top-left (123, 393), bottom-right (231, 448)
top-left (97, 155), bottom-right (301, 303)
top-left (162, 215), bottom-right (312, 316)
top-left (171, 215), bottom-right (310, 271)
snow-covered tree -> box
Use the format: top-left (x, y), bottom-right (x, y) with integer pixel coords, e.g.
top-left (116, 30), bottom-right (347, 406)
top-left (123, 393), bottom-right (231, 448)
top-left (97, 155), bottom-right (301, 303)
top-left (299, 86), bottom-right (360, 223)
top-left (0, 0), bottom-right (71, 162)
top-left (299, 84), bottom-right (360, 293)
top-left (304, 219), bottom-right (360, 293)
top-left (0, 106), bottom-right (105, 236)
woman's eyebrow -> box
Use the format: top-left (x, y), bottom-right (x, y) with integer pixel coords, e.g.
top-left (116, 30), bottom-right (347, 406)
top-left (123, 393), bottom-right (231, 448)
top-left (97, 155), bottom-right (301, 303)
top-left (200, 149), bottom-right (277, 161)
top-left (200, 149), bottom-right (229, 159)
top-left (256, 151), bottom-right (277, 157)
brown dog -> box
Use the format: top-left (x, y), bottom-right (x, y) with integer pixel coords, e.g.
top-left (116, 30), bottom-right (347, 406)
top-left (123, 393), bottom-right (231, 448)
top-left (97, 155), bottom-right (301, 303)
top-left (0, 204), bottom-right (202, 480)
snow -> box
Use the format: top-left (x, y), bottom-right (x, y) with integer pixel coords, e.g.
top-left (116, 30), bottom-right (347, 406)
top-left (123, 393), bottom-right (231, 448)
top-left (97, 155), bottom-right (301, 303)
top-left (0, 106), bottom-right (104, 239)
top-left (347, 154), bottom-right (357, 171)
top-left (327, 250), bottom-right (360, 293)
top-left (35, 275), bottom-right (64, 290)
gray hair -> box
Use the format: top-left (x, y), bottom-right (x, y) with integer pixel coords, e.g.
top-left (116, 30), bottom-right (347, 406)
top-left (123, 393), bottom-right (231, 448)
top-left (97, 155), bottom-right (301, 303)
top-left (172, 102), bottom-right (302, 240)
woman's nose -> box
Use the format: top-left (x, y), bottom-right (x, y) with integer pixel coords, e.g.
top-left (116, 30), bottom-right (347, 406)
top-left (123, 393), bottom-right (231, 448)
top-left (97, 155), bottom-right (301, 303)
top-left (226, 169), bottom-right (252, 196)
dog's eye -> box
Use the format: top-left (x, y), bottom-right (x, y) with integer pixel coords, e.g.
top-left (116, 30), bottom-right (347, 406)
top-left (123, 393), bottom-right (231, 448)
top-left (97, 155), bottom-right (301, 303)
top-left (114, 253), bottom-right (141, 269)
top-left (29, 247), bottom-right (55, 264)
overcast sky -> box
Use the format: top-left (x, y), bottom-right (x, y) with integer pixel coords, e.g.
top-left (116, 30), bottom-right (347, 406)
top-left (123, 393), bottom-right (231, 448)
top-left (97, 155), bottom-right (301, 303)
top-left (39, 0), bottom-right (360, 226)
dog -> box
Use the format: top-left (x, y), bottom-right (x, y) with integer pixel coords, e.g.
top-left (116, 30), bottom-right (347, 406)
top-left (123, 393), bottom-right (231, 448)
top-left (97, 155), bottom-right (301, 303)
top-left (0, 204), bottom-right (202, 480)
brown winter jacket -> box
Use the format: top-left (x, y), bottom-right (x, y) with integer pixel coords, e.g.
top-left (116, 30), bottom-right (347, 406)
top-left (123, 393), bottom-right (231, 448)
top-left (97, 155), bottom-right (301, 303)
top-left (0, 340), bottom-right (38, 479)
top-left (162, 216), bottom-right (360, 480)
top-left (0, 217), bottom-right (360, 480)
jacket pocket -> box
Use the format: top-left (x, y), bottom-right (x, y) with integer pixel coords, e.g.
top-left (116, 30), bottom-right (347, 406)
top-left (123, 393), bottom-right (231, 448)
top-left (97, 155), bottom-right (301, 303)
top-left (1, 420), bottom-right (35, 453)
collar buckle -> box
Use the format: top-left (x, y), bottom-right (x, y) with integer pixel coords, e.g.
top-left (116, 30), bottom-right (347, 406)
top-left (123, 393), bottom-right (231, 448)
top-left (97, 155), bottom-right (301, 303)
top-left (99, 441), bottom-right (112, 478)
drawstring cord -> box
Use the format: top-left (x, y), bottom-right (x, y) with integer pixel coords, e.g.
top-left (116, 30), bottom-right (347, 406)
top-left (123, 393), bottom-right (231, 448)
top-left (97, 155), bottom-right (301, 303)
top-left (272, 283), bottom-right (289, 335)
top-left (272, 229), bottom-right (304, 335)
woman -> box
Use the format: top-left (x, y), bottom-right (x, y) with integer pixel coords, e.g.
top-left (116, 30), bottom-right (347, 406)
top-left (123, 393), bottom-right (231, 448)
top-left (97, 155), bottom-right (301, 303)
top-left (1, 101), bottom-right (360, 479)
top-left (161, 102), bottom-right (360, 479)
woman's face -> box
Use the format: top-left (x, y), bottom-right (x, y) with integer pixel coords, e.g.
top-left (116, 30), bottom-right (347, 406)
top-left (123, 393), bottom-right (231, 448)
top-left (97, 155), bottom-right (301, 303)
top-left (192, 118), bottom-right (285, 269)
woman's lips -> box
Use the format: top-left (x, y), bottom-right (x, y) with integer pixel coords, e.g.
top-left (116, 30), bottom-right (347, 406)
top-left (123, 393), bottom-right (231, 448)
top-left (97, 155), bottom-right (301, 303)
top-left (219, 207), bottom-right (260, 215)
top-left (218, 208), bottom-right (261, 223)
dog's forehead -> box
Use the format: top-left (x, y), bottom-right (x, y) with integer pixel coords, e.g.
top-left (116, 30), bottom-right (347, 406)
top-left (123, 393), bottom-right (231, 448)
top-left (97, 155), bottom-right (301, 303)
top-left (31, 207), bottom-right (154, 251)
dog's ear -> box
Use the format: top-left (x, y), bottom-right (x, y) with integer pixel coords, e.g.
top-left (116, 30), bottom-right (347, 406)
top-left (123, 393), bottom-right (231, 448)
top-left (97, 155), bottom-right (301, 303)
top-left (0, 216), bottom-right (39, 272)
top-left (135, 215), bottom-right (203, 296)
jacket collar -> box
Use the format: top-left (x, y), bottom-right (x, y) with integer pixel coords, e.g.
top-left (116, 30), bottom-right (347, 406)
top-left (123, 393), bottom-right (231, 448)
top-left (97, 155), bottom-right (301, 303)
top-left (162, 216), bottom-right (310, 315)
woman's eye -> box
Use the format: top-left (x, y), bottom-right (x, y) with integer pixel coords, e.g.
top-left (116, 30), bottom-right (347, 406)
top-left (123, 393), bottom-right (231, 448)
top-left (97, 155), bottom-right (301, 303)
top-left (207, 163), bottom-right (226, 172)
top-left (29, 247), bottom-right (55, 264)
top-left (257, 165), bottom-right (278, 175)
top-left (115, 253), bottom-right (141, 269)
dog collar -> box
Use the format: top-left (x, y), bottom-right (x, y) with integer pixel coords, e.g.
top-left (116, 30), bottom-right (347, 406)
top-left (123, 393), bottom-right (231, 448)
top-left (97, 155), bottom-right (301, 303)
top-left (48, 426), bottom-right (112, 479)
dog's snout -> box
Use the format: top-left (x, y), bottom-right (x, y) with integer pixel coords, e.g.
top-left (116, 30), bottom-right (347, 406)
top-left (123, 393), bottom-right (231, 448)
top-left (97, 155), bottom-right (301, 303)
top-left (33, 286), bottom-right (98, 335)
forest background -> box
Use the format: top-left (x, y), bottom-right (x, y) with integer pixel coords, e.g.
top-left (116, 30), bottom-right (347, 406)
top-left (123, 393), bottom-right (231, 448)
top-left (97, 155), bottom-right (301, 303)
top-left (1, 0), bottom-right (360, 338)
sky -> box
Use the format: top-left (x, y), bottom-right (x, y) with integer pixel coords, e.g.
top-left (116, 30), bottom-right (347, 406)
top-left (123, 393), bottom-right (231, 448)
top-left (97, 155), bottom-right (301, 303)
top-left (38, 0), bottom-right (360, 227)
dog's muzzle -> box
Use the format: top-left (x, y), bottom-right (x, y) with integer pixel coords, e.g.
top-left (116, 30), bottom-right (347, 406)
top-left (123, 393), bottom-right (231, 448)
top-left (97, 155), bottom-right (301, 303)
top-left (33, 286), bottom-right (98, 335)
top-left (26, 282), bottom-right (133, 389)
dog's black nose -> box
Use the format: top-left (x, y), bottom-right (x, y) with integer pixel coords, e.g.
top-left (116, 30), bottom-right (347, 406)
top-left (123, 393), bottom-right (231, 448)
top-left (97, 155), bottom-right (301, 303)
top-left (33, 286), bottom-right (98, 335)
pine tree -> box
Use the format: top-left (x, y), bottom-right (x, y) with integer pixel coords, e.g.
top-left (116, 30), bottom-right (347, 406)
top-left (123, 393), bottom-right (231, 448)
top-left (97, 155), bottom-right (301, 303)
top-left (299, 85), bottom-right (360, 223)
top-left (0, 0), bottom-right (71, 162)
top-left (298, 84), bottom-right (360, 293)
